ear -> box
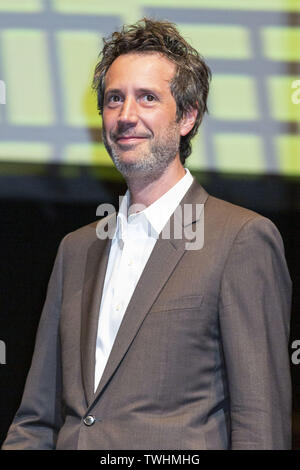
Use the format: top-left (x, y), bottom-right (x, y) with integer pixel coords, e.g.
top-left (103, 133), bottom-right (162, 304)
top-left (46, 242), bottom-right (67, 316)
top-left (179, 107), bottom-right (198, 137)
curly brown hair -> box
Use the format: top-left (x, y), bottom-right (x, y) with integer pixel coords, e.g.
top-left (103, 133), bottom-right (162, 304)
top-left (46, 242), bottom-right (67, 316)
top-left (92, 18), bottom-right (211, 164)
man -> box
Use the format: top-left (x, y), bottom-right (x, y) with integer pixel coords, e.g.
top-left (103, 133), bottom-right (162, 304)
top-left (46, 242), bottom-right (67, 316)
top-left (2, 18), bottom-right (292, 450)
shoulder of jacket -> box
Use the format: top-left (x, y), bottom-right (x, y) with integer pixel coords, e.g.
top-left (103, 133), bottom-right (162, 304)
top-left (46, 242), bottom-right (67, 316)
top-left (206, 194), bottom-right (266, 225)
top-left (204, 194), bottom-right (282, 243)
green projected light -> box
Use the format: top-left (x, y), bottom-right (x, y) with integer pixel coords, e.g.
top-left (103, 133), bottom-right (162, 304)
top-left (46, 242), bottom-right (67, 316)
top-left (3, 29), bottom-right (55, 126)
top-left (0, 0), bottom-right (299, 176)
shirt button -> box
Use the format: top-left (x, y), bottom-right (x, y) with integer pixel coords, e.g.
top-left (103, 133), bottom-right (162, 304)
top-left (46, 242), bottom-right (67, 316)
top-left (116, 304), bottom-right (121, 311)
top-left (83, 415), bottom-right (95, 426)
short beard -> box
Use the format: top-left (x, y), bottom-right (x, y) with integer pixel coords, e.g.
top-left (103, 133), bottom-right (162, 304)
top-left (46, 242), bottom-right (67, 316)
top-left (102, 122), bottom-right (181, 182)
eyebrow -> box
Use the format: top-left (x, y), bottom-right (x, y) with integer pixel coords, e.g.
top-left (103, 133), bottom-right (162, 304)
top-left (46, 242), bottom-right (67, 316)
top-left (104, 87), bottom-right (161, 96)
top-left (104, 88), bottom-right (122, 96)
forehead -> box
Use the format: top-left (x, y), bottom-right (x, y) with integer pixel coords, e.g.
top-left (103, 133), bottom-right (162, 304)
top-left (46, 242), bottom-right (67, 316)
top-left (104, 52), bottom-right (176, 91)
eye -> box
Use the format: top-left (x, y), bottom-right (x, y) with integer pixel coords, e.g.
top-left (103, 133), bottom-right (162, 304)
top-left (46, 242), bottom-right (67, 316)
top-left (109, 95), bottom-right (121, 102)
top-left (106, 94), bottom-right (122, 107)
top-left (142, 94), bottom-right (156, 102)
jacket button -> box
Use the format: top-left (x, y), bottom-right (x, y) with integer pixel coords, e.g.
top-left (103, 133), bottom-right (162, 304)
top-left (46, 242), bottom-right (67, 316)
top-left (83, 415), bottom-right (95, 426)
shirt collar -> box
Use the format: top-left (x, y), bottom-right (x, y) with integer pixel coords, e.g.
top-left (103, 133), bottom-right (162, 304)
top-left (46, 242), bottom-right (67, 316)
top-left (114, 168), bottom-right (194, 241)
top-left (142, 168), bottom-right (193, 235)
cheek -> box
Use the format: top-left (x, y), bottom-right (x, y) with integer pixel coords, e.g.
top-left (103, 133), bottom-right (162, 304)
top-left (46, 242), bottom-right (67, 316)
top-left (145, 110), bottom-right (176, 133)
top-left (102, 110), bottom-right (116, 131)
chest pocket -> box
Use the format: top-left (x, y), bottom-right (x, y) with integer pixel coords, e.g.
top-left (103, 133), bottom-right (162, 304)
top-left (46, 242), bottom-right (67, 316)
top-left (150, 294), bottom-right (203, 313)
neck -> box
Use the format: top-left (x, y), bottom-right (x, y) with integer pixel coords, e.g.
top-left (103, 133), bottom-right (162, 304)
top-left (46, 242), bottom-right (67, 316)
top-left (126, 157), bottom-right (186, 208)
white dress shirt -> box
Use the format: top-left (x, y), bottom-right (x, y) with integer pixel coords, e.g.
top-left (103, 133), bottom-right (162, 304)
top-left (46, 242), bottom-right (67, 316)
top-left (94, 168), bottom-right (194, 391)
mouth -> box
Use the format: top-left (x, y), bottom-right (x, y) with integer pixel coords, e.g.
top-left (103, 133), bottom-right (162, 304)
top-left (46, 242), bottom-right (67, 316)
top-left (116, 136), bottom-right (148, 144)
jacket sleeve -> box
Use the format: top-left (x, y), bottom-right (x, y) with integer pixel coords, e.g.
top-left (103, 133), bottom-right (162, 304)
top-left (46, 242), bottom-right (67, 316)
top-left (1, 235), bottom-right (68, 450)
top-left (219, 216), bottom-right (292, 449)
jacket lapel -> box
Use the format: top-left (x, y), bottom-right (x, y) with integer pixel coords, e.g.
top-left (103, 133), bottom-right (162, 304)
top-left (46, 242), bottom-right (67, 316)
top-left (92, 235), bottom-right (186, 403)
top-left (80, 216), bottom-right (115, 407)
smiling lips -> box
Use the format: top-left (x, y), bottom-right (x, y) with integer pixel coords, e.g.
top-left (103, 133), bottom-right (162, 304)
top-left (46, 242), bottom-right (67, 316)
top-left (116, 135), bottom-right (149, 145)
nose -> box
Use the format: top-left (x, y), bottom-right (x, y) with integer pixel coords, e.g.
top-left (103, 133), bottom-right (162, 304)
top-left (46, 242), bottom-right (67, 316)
top-left (118, 96), bottom-right (138, 126)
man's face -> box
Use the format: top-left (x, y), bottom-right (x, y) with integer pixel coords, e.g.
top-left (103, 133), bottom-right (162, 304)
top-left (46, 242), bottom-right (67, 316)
top-left (102, 52), bottom-right (184, 179)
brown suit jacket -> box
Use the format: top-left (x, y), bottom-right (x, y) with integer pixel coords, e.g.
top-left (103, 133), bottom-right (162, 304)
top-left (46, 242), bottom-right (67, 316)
top-left (2, 179), bottom-right (292, 449)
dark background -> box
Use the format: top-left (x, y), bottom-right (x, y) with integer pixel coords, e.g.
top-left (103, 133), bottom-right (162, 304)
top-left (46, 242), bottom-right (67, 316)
top-left (0, 165), bottom-right (299, 448)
